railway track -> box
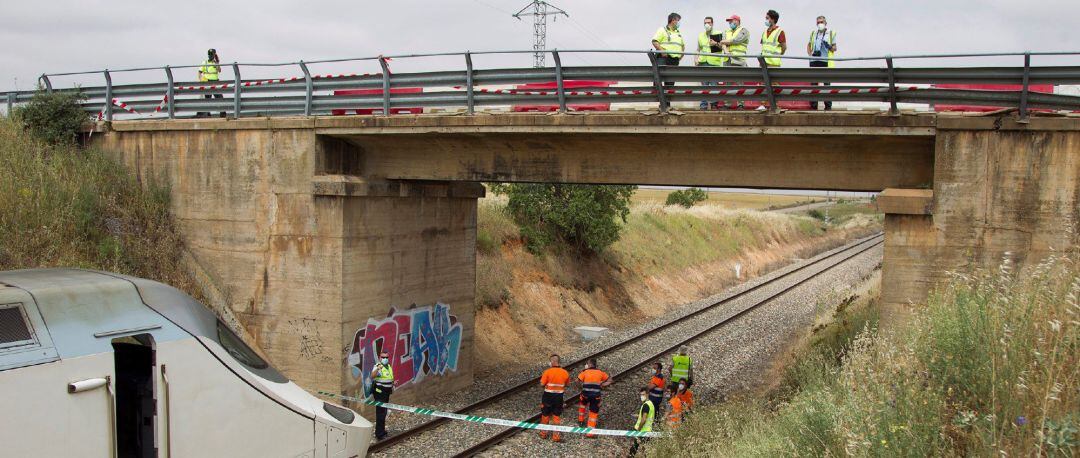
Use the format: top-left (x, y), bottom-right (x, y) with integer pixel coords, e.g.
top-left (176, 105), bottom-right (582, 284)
top-left (370, 234), bottom-right (884, 457)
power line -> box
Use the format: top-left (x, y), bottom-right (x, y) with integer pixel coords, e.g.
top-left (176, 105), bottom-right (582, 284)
top-left (512, 1), bottom-right (569, 68)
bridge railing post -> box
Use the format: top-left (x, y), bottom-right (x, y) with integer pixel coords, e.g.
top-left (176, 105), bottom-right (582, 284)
top-left (232, 62), bottom-right (242, 119)
top-left (6, 92), bottom-right (13, 118)
top-left (1019, 52), bottom-right (1031, 123)
top-left (165, 66), bottom-right (175, 119)
top-left (379, 57), bottom-right (391, 116)
top-left (40, 74), bottom-right (53, 93)
top-left (104, 69), bottom-right (113, 122)
top-left (299, 61), bottom-right (313, 117)
top-left (649, 51), bottom-right (669, 113)
top-left (465, 52), bottom-right (475, 115)
top-left (758, 57), bottom-right (778, 114)
top-left (552, 50), bottom-right (567, 113)
top-left (885, 56), bottom-right (899, 116)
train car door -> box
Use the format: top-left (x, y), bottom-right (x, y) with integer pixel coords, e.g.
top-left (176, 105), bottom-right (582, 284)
top-left (112, 334), bottom-right (156, 458)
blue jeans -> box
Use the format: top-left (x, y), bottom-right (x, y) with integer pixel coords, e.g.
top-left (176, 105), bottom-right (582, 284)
top-left (698, 62), bottom-right (720, 109)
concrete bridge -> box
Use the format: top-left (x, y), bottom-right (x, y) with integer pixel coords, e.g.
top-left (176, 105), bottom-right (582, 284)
top-left (91, 111), bottom-right (1079, 404)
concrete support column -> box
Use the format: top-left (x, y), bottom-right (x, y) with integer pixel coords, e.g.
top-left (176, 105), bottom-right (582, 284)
top-left (881, 117), bottom-right (1080, 306)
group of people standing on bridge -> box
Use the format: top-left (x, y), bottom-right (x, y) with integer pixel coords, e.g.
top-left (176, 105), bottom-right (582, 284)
top-left (651, 9), bottom-right (838, 111)
top-left (537, 346), bottom-right (694, 452)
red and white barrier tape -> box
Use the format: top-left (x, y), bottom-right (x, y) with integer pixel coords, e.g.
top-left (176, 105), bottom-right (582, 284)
top-left (174, 73), bottom-right (382, 92)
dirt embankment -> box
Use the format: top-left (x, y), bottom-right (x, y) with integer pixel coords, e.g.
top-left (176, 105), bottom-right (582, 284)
top-left (474, 202), bottom-right (881, 373)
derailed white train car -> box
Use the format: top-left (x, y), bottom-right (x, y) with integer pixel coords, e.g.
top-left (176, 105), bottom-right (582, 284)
top-left (0, 269), bottom-right (371, 457)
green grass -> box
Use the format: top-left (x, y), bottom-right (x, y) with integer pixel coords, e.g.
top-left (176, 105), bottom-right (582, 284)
top-left (646, 251), bottom-right (1079, 456)
top-left (0, 118), bottom-right (201, 298)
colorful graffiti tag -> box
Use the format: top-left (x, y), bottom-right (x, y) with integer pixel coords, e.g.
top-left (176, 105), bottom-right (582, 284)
top-left (347, 303), bottom-right (463, 391)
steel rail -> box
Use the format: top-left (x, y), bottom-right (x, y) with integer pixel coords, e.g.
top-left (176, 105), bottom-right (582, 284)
top-left (453, 234), bottom-right (885, 457)
top-left (368, 234), bottom-right (882, 453)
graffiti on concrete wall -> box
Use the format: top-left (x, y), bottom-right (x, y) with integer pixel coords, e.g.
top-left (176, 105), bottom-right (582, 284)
top-left (347, 303), bottom-right (463, 390)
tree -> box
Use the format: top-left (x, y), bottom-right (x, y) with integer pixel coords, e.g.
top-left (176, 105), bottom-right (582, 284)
top-left (665, 187), bottom-right (708, 208)
top-left (494, 184), bottom-right (636, 254)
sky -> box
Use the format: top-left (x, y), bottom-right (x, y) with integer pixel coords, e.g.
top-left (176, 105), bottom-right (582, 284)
top-left (3, 0), bottom-right (1080, 91)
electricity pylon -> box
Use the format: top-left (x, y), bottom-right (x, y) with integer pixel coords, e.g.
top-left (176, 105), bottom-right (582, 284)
top-left (512, 1), bottom-right (569, 68)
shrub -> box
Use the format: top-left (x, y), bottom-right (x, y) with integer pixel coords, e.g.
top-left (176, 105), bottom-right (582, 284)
top-left (493, 183), bottom-right (636, 254)
top-left (807, 208), bottom-right (827, 221)
top-left (665, 187), bottom-right (708, 208)
top-left (14, 89), bottom-right (89, 145)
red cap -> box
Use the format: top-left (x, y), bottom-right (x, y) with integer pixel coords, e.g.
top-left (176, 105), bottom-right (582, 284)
top-left (726, 14), bottom-right (740, 21)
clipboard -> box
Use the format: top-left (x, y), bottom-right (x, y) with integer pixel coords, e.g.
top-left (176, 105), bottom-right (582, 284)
top-left (709, 33), bottom-right (724, 53)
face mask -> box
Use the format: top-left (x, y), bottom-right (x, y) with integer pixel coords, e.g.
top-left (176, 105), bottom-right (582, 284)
top-left (704, 24), bottom-right (713, 31)
top-left (729, 22), bottom-right (737, 30)
top-left (380, 357), bottom-right (389, 365)
top-left (679, 384), bottom-right (686, 390)
top-left (765, 20), bottom-right (773, 27)
top-left (674, 22), bottom-right (680, 29)
top-left (640, 395), bottom-right (648, 402)
top-left (817, 23), bottom-right (826, 31)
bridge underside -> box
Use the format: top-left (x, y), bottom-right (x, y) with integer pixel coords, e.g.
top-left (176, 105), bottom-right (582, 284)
top-left (315, 112), bottom-right (936, 192)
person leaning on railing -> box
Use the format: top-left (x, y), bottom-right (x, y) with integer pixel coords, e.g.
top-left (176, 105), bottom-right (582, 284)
top-left (651, 12), bottom-right (685, 90)
top-left (197, 48), bottom-right (225, 118)
top-left (807, 15), bottom-right (837, 111)
top-left (718, 14), bottom-right (749, 109)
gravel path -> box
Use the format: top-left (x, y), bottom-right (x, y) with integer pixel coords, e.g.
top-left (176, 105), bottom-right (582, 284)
top-left (370, 234), bottom-right (882, 458)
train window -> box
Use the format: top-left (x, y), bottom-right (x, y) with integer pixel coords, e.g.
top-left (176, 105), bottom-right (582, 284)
top-left (323, 402), bottom-right (356, 424)
top-left (0, 304), bottom-right (35, 349)
top-left (216, 321), bottom-right (269, 370)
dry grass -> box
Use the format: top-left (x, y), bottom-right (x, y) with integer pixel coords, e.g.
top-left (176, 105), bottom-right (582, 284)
top-left (0, 118), bottom-right (201, 299)
top-left (647, 248), bottom-right (1079, 456)
top-left (632, 188), bottom-right (818, 210)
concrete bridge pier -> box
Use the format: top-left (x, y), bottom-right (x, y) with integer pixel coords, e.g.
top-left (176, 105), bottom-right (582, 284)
top-left (97, 122), bottom-right (481, 405)
top-left (879, 117), bottom-right (1080, 306)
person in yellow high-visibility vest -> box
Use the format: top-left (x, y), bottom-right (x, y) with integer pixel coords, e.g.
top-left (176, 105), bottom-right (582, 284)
top-left (718, 14), bottom-right (749, 110)
top-left (651, 12), bottom-right (685, 96)
top-left (696, 16), bottom-right (724, 110)
top-left (197, 49), bottom-right (224, 118)
top-left (807, 15), bottom-right (838, 110)
top-left (757, 10), bottom-right (786, 112)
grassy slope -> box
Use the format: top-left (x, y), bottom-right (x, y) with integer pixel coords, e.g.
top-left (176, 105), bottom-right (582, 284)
top-left (0, 118), bottom-right (200, 298)
top-left (647, 251), bottom-right (1079, 456)
top-left (476, 198), bottom-right (843, 310)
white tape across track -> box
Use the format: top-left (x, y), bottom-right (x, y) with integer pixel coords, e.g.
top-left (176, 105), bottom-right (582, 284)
top-left (317, 391), bottom-right (664, 438)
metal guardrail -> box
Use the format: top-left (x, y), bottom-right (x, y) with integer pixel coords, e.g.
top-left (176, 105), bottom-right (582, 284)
top-left (5, 49), bottom-right (1080, 122)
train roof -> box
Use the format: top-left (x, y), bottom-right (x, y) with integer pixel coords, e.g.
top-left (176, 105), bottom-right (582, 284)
top-left (0, 268), bottom-right (284, 382)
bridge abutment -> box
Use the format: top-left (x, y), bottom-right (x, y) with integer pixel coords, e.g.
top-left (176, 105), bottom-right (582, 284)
top-left (96, 120), bottom-right (481, 406)
top-left (881, 117), bottom-right (1080, 306)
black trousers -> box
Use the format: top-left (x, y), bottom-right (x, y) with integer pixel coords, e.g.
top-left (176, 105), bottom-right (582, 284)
top-left (659, 55), bottom-right (679, 87)
top-left (809, 60), bottom-right (832, 110)
top-left (541, 392), bottom-right (564, 416)
top-left (198, 93), bottom-right (225, 118)
top-left (373, 385), bottom-right (392, 438)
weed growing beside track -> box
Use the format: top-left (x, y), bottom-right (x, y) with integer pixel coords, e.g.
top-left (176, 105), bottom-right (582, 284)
top-left (646, 250), bottom-right (1079, 456)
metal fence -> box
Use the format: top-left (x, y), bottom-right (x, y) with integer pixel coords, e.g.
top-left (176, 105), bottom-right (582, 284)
top-left (5, 49), bottom-right (1080, 121)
